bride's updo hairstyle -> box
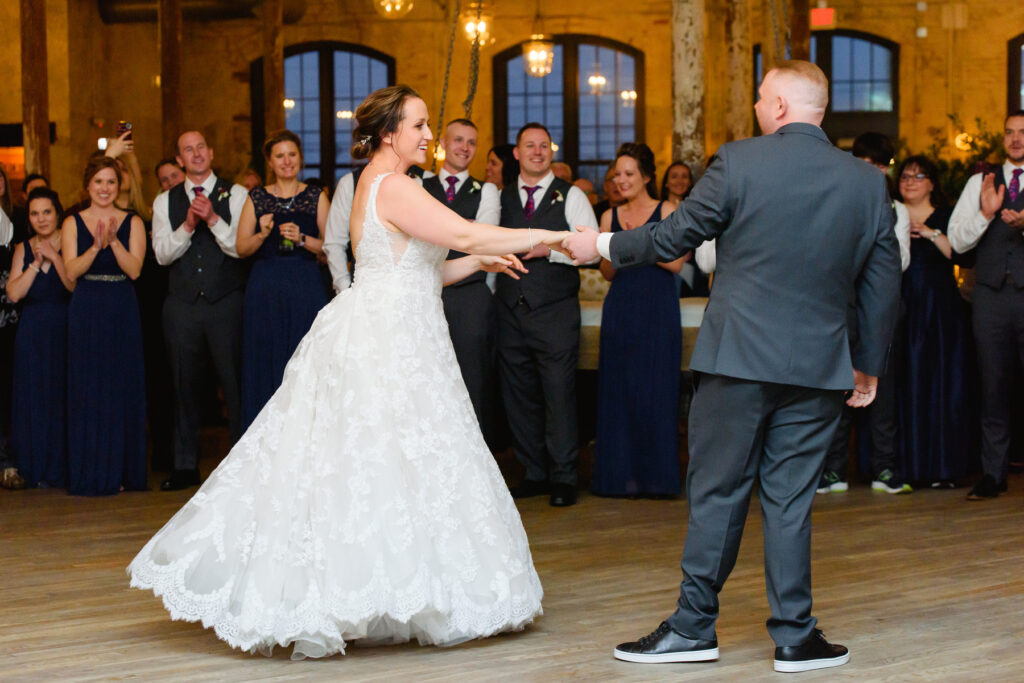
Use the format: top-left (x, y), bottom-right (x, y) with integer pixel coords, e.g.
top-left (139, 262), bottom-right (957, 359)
top-left (351, 84), bottom-right (422, 160)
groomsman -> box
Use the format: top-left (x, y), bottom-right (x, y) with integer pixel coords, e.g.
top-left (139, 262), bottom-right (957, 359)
top-left (152, 131), bottom-right (248, 491)
top-left (497, 122), bottom-right (598, 507)
top-left (422, 119), bottom-right (501, 443)
top-left (949, 110), bottom-right (1024, 499)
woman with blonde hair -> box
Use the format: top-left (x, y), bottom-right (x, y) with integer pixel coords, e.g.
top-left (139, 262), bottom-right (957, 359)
top-left (129, 84), bottom-right (573, 658)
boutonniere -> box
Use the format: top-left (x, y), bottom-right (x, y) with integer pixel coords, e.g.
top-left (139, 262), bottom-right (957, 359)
top-left (551, 189), bottom-right (564, 204)
top-left (216, 188), bottom-right (231, 202)
top-left (470, 180), bottom-right (482, 193)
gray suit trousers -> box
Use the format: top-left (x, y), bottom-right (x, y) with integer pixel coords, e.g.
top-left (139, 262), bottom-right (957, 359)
top-left (668, 373), bottom-right (844, 646)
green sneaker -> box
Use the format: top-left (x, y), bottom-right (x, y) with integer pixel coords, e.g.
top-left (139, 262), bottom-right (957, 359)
top-left (871, 469), bottom-right (912, 494)
top-left (816, 471), bottom-right (847, 494)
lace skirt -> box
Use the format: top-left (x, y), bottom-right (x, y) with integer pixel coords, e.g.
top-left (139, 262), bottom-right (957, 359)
top-left (128, 284), bottom-right (543, 658)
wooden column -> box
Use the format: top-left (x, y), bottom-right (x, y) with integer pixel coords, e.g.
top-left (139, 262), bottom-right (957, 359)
top-left (725, 0), bottom-right (752, 141)
top-left (20, 0), bottom-right (50, 177)
top-left (760, 0), bottom-right (780, 70)
top-left (263, 0), bottom-right (285, 133)
top-left (159, 0), bottom-right (184, 155)
top-left (671, 0), bottom-right (705, 170)
top-left (789, 0), bottom-right (810, 61)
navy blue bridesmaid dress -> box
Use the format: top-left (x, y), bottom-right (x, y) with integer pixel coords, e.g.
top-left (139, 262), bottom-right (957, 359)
top-left (12, 239), bottom-right (71, 487)
top-left (594, 203), bottom-right (682, 496)
top-left (897, 206), bottom-right (978, 483)
top-left (241, 185), bottom-right (328, 430)
top-left (67, 214), bottom-right (147, 495)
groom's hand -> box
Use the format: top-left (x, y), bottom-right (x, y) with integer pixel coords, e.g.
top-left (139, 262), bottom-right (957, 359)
top-left (847, 369), bottom-right (878, 407)
top-left (563, 226), bottom-right (600, 265)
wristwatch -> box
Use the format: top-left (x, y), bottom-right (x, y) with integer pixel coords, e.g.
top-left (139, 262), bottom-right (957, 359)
top-left (929, 229), bottom-right (942, 242)
top-left (298, 235), bottom-right (306, 248)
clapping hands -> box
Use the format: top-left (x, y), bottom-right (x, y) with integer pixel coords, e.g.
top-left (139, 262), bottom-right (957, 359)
top-left (92, 216), bottom-right (117, 250)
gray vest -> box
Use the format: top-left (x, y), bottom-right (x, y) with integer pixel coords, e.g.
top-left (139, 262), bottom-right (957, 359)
top-left (975, 165), bottom-right (1024, 289)
top-left (167, 179), bottom-right (249, 303)
top-left (496, 177), bottom-right (579, 309)
top-left (424, 174), bottom-right (486, 286)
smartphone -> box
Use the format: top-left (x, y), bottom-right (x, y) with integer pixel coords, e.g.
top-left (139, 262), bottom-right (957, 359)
top-left (117, 120), bottom-right (133, 140)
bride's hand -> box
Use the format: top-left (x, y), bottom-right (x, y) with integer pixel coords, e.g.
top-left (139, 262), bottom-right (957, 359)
top-left (536, 229), bottom-right (573, 258)
top-left (479, 254), bottom-right (528, 280)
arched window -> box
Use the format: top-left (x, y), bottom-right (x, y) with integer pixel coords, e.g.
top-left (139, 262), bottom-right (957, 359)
top-left (1009, 33), bottom-right (1024, 112)
top-left (754, 30), bottom-right (898, 144)
top-left (251, 42), bottom-right (394, 185)
top-left (494, 35), bottom-right (644, 188)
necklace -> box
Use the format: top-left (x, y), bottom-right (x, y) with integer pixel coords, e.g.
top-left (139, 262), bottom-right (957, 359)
top-left (272, 184), bottom-right (300, 211)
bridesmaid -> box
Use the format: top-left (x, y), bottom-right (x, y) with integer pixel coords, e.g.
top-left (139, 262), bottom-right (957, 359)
top-left (6, 188), bottom-right (74, 488)
top-left (895, 155), bottom-right (977, 486)
top-left (63, 156), bottom-right (147, 495)
top-left (236, 130), bottom-right (328, 429)
top-left (594, 143), bottom-right (686, 497)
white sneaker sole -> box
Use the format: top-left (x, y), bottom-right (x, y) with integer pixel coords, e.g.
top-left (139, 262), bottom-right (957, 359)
top-left (871, 482), bottom-right (911, 494)
top-left (774, 652), bottom-right (850, 673)
top-left (613, 646), bottom-right (719, 663)
top-left (830, 482), bottom-right (848, 492)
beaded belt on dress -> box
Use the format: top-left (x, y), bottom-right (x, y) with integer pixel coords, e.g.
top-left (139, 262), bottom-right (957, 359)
top-left (83, 274), bottom-right (127, 282)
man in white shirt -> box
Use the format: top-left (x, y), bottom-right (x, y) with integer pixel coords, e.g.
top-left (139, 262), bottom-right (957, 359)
top-left (496, 122), bottom-right (599, 507)
top-left (421, 119), bottom-right (501, 445)
top-left (152, 130), bottom-right (248, 491)
top-left (948, 110), bottom-right (1024, 499)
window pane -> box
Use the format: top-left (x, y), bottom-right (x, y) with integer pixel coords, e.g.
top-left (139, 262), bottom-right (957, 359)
top-left (334, 49), bottom-right (391, 166)
top-left (832, 36), bottom-right (851, 80)
top-left (832, 83), bottom-right (852, 112)
top-left (810, 35), bottom-right (818, 63)
top-left (852, 38), bottom-right (871, 80)
top-left (871, 44), bottom-right (890, 80)
top-left (578, 42), bottom-right (637, 169)
top-left (870, 82), bottom-right (893, 112)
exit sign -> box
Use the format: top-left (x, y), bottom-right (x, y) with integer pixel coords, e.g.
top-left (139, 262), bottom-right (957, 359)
top-left (810, 7), bottom-right (836, 29)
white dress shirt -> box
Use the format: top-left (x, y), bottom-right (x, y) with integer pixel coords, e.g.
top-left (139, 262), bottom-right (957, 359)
top-left (640, 201), bottom-right (912, 275)
top-left (0, 208), bottom-right (13, 247)
top-left (324, 172), bottom-right (355, 292)
top-left (948, 161), bottom-right (1024, 253)
top-left (517, 171), bottom-right (599, 264)
top-left (151, 173), bottom-right (246, 265)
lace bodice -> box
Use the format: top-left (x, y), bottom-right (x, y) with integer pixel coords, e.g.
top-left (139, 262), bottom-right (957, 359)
top-left (352, 173), bottom-right (448, 296)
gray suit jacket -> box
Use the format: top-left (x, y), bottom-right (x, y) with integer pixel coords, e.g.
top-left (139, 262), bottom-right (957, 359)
top-left (610, 123), bottom-right (901, 390)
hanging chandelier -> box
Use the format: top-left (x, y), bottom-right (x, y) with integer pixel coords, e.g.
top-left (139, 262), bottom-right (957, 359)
top-left (373, 0), bottom-right (414, 19)
top-left (522, 4), bottom-right (553, 78)
top-left (587, 65), bottom-right (607, 95)
top-left (460, 2), bottom-right (494, 46)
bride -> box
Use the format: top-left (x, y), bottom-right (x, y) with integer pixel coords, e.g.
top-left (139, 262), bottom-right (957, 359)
top-left (128, 85), bottom-right (570, 659)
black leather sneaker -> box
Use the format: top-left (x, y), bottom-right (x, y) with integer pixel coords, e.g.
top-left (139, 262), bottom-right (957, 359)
top-left (613, 622), bottom-right (719, 663)
top-left (774, 628), bottom-right (849, 673)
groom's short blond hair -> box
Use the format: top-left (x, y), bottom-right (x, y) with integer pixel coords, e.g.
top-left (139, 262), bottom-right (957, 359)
top-left (770, 60), bottom-right (829, 112)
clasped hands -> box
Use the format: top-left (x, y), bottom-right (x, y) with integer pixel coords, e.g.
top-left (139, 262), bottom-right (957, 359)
top-left (184, 194), bottom-right (219, 232)
top-left (521, 227), bottom-right (601, 264)
top-left (980, 173), bottom-right (1024, 228)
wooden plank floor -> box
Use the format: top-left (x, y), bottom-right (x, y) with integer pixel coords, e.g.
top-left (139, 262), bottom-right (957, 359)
top-left (2, 458), bottom-right (1023, 682)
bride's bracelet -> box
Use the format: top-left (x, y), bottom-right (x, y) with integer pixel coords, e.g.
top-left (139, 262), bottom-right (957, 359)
top-left (528, 227), bottom-right (534, 251)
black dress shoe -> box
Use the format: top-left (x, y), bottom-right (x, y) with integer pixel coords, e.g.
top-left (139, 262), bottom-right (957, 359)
top-left (549, 483), bottom-right (577, 507)
top-left (774, 628), bottom-right (849, 673)
top-left (160, 469), bottom-right (200, 491)
top-left (613, 622), bottom-right (719, 663)
top-left (967, 474), bottom-right (1001, 500)
top-left (510, 480), bottom-right (550, 499)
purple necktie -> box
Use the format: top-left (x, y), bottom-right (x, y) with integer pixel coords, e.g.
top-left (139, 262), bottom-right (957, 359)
top-left (1010, 168), bottom-right (1023, 203)
top-left (523, 186), bottom-right (540, 219)
top-left (193, 186), bottom-right (204, 197)
top-left (445, 176), bottom-right (458, 203)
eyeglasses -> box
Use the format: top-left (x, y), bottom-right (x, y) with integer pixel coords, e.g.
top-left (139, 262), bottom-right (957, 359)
top-left (899, 172), bottom-right (928, 182)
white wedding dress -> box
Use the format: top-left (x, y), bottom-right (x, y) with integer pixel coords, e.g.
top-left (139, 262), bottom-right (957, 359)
top-left (128, 173), bottom-right (543, 659)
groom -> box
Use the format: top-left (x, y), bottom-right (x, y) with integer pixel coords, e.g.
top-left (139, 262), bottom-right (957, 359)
top-left (563, 60), bottom-right (901, 672)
